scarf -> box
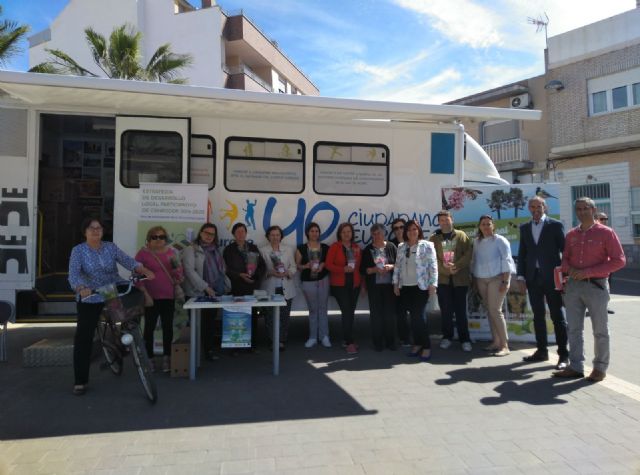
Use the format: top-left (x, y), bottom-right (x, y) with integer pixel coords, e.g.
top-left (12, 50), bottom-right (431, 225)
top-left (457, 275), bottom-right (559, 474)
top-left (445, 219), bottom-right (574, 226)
top-left (202, 243), bottom-right (225, 294)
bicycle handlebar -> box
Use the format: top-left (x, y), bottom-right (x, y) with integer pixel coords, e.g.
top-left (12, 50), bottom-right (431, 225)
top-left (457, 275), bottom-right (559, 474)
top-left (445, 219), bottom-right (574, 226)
top-left (81, 274), bottom-right (148, 302)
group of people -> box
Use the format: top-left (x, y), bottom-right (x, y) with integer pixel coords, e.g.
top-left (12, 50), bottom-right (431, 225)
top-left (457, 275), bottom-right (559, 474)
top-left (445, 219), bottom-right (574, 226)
top-left (67, 195), bottom-right (625, 395)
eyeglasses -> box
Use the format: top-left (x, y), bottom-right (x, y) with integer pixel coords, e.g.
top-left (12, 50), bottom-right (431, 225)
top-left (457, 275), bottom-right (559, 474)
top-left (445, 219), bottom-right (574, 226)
top-left (88, 225), bottom-right (103, 231)
top-left (150, 235), bottom-right (167, 241)
top-left (405, 247), bottom-right (411, 258)
top-left (201, 231), bottom-right (215, 237)
top-left (393, 226), bottom-right (404, 231)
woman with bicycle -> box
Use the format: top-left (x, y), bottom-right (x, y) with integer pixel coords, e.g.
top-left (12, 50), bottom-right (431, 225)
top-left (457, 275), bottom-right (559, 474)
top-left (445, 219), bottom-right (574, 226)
top-left (68, 217), bottom-right (155, 396)
top-left (135, 226), bottom-right (184, 373)
top-left (182, 223), bottom-right (228, 361)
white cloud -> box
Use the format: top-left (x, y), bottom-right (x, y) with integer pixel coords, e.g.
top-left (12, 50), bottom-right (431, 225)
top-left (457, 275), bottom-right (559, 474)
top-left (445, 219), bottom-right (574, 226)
top-left (392, 0), bottom-right (505, 48)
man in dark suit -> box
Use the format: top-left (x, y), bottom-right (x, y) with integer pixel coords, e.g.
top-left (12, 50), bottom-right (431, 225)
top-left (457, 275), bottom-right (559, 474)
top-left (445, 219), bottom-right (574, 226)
top-left (517, 196), bottom-right (569, 369)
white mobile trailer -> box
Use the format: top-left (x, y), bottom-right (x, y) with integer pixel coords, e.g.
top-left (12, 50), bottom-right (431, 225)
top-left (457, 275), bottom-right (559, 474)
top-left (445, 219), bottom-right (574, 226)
top-left (0, 71), bottom-right (540, 317)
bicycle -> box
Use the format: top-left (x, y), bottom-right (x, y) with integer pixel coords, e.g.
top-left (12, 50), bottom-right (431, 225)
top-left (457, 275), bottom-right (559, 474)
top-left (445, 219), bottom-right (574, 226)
top-left (88, 276), bottom-right (158, 403)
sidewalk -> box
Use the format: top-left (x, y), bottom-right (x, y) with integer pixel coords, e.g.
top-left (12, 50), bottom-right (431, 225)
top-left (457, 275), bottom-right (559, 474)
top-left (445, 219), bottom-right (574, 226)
top-left (1, 292), bottom-right (639, 474)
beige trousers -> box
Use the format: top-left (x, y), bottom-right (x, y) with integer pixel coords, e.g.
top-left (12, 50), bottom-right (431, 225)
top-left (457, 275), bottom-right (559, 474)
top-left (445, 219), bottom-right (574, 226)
top-left (476, 275), bottom-right (509, 347)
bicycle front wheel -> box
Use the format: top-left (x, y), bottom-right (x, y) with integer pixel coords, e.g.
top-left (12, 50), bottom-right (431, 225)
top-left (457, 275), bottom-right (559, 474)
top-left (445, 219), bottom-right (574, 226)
top-left (97, 319), bottom-right (123, 375)
top-left (130, 325), bottom-right (158, 403)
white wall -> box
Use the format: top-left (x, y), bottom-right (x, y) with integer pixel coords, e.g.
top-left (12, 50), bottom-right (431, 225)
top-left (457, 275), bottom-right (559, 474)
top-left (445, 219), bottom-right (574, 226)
top-left (141, 0), bottom-right (223, 87)
top-left (556, 162), bottom-right (632, 244)
top-left (548, 8), bottom-right (640, 69)
top-left (29, 0), bottom-right (138, 73)
top-left (29, 0), bottom-right (224, 87)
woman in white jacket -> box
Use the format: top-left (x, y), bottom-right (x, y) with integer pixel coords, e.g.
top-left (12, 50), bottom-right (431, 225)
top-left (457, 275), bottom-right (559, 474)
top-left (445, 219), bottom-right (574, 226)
top-left (260, 225), bottom-right (297, 351)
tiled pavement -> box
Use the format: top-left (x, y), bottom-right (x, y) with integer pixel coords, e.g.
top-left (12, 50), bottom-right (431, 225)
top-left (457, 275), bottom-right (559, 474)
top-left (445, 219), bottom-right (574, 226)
top-left (1, 282), bottom-right (639, 474)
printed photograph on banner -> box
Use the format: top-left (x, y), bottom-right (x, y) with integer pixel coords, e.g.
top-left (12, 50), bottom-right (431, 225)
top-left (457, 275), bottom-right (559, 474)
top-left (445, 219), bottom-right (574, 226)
top-left (441, 183), bottom-right (560, 343)
top-left (221, 306), bottom-right (252, 348)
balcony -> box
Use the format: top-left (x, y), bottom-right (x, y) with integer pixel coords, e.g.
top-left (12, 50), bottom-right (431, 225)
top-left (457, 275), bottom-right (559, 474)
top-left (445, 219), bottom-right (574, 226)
top-left (224, 64), bottom-right (273, 92)
top-left (482, 138), bottom-right (533, 171)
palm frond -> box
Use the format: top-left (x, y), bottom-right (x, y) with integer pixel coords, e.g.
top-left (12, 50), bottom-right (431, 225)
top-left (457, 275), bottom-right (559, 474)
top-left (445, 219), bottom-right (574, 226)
top-left (145, 43), bottom-right (192, 83)
top-left (0, 17), bottom-right (29, 67)
top-left (84, 27), bottom-right (110, 77)
top-left (41, 48), bottom-right (99, 77)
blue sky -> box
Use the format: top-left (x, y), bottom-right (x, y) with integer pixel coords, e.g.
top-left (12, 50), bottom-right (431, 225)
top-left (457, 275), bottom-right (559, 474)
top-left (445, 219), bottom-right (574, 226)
top-left (2, 0), bottom-right (635, 103)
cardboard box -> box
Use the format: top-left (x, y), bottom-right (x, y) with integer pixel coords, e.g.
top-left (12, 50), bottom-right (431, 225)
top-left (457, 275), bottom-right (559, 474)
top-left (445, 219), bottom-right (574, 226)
top-left (171, 328), bottom-right (190, 378)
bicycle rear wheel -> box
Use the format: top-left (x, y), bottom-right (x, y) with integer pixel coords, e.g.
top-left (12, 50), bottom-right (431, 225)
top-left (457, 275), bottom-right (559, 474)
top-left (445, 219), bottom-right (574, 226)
top-left (130, 325), bottom-right (158, 403)
top-left (97, 319), bottom-right (123, 375)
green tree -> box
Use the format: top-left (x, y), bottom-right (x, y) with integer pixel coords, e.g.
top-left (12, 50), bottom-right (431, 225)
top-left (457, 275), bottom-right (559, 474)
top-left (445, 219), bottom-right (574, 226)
top-left (486, 189), bottom-right (509, 219)
top-left (30, 24), bottom-right (192, 83)
top-left (508, 187), bottom-right (527, 218)
top-left (0, 5), bottom-right (29, 67)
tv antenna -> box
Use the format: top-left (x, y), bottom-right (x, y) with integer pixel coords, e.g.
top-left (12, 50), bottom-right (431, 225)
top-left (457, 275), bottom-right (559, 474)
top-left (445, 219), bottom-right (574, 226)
top-left (527, 12), bottom-right (549, 46)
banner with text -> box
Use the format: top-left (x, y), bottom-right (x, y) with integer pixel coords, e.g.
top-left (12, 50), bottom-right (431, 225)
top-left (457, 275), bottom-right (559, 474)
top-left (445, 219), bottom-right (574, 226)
top-left (441, 184), bottom-right (561, 343)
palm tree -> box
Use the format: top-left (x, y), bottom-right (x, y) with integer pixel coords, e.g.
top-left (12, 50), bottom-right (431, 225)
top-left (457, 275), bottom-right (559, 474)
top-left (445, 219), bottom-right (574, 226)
top-left (0, 5), bottom-right (30, 67)
top-left (30, 24), bottom-right (193, 83)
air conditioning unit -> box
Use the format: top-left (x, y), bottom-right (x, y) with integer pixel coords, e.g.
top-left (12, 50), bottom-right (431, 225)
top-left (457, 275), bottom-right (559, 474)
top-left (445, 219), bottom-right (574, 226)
top-left (510, 93), bottom-right (531, 109)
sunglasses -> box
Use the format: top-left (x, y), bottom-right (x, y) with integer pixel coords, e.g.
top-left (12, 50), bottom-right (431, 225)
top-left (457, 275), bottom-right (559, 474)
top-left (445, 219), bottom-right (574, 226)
top-left (150, 235), bottom-right (167, 241)
top-left (393, 226), bottom-right (404, 231)
top-left (405, 247), bottom-right (411, 258)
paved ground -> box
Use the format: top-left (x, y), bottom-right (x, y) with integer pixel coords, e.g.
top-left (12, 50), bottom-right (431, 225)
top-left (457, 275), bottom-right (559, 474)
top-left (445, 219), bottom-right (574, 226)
top-left (1, 272), bottom-right (639, 474)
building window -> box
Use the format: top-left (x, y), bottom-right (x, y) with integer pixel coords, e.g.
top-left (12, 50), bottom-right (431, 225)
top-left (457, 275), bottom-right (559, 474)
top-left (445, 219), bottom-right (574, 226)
top-left (612, 85), bottom-right (628, 109)
top-left (190, 135), bottom-right (215, 190)
top-left (591, 91), bottom-right (607, 114)
top-left (571, 183), bottom-right (610, 226)
top-left (481, 120), bottom-right (519, 145)
top-left (224, 137), bottom-right (304, 193)
top-left (313, 141), bottom-right (389, 196)
top-left (120, 131), bottom-right (182, 188)
top-left (631, 187), bottom-right (640, 237)
top-left (588, 67), bottom-right (640, 115)
top-left (633, 82), bottom-right (640, 106)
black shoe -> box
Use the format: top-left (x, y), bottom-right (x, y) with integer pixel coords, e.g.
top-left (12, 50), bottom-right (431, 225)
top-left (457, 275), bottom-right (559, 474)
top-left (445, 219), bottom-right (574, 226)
top-left (205, 350), bottom-right (220, 361)
top-left (556, 357), bottom-right (569, 370)
top-left (523, 350), bottom-right (549, 362)
top-left (607, 308), bottom-right (615, 314)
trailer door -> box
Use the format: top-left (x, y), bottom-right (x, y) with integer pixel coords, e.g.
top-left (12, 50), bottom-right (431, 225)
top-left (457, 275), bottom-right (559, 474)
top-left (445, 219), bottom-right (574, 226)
top-left (113, 116), bottom-right (190, 256)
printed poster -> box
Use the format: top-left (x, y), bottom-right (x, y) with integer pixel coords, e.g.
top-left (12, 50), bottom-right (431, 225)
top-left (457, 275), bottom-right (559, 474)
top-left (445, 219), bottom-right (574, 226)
top-left (441, 184), bottom-right (561, 343)
top-left (221, 306), bottom-right (252, 348)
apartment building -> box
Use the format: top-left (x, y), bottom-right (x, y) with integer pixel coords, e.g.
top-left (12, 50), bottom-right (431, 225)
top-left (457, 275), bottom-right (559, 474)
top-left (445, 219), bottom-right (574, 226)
top-left (28, 0), bottom-right (318, 96)
top-left (449, 6), bottom-right (640, 262)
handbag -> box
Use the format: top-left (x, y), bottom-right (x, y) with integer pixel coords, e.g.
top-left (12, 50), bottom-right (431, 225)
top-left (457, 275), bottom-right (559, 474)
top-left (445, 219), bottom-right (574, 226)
top-left (150, 250), bottom-right (185, 303)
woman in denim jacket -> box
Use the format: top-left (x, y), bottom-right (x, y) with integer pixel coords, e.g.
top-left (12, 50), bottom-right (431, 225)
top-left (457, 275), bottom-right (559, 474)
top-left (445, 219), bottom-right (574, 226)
top-left (393, 220), bottom-right (438, 361)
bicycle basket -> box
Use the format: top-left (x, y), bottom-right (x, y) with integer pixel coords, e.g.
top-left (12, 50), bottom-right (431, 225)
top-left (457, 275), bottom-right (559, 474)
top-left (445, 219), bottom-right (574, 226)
top-left (103, 284), bottom-right (145, 322)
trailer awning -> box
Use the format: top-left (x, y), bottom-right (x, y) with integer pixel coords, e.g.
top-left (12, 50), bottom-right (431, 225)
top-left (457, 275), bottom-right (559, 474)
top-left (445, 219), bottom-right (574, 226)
top-left (0, 71), bottom-right (541, 124)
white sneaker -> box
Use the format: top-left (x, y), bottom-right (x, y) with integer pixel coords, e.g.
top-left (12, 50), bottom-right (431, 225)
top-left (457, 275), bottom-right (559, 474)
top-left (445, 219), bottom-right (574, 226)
top-left (321, 336), bottom-right (332, 348)
top-left (462, 342), bottom-right (472, 352)
top-left (305, 338), bottom-right (317, 348)
top-left (439, 338), bottom-right (452, 350)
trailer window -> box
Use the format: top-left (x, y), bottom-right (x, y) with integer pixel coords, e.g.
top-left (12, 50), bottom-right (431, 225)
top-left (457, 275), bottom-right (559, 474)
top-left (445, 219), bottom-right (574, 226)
top-left (224, 137), bottom-right (304, 193)
top-left (431, 133), bottom-right (455, 174)
top-left (313, 142), bottom-right (389, 196)
top-left (120, 131), bottom-right (182, 187)
top-left (190, 135), bottom-right (215, 190)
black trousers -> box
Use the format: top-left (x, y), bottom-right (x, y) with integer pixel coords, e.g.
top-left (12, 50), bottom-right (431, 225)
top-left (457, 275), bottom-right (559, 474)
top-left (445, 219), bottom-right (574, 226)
top-left (143, 299), bottom-right (175, 357)
top-left (73, 301), bottom-right (104, 385)
top-left (527, 271), bottom-right (568, 358)
top-left (399, 285), bottom-right (431, 349)
top-left (331, 285), bottom-right (360, 345)
top-left (437, 283), bottom-right (471, 343)
top-left (396, 297), bottom-right (411, 343)
top-left (367, 283), bottom-right (396, 350)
